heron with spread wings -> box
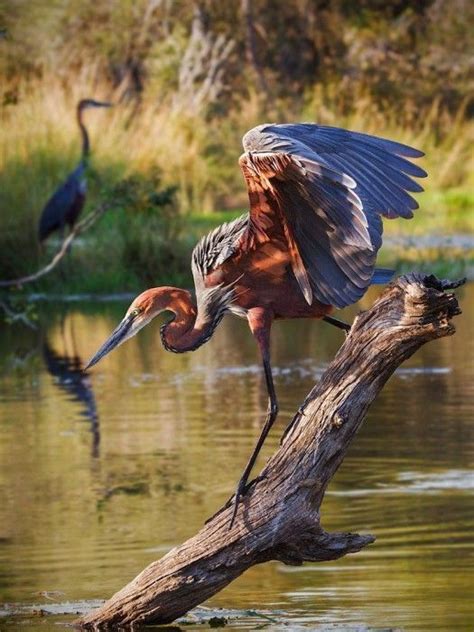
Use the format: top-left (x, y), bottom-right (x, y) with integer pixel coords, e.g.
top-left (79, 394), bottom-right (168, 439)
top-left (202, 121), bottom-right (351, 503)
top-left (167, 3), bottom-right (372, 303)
top-left (38, 99), bottom-right (111, 243)
top-left (85, 123), bottom-right (426, 526)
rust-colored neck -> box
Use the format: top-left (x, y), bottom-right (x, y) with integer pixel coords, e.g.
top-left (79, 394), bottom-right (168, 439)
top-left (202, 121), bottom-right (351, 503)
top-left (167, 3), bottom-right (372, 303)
top-left (144, 287), bottom-right (219, 354)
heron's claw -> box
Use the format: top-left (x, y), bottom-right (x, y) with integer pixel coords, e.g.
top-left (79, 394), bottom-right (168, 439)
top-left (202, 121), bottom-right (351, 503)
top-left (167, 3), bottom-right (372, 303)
top-left (228, 479), bottom-right (248, 530)
top-left (228, 474), bottom-right (266, 529)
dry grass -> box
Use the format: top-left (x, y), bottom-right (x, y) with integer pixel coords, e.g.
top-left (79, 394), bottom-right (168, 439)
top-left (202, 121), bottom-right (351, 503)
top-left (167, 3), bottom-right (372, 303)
top-left (0, 75), bottom-right (472, 286)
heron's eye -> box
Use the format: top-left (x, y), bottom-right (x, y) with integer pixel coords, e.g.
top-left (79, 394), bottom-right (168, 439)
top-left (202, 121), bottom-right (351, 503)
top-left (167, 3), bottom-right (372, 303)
top-left (130, 308), bottom-right (141, 318)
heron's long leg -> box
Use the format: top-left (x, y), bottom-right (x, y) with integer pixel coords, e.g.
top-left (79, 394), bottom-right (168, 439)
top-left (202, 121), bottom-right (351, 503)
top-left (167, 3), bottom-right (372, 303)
top-left (229, 308), bottom-right (278, 529)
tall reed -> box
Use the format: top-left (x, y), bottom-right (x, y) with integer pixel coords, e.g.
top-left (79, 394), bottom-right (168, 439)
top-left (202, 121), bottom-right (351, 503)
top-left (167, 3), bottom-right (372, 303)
top-left (1, 75), bottom-right (472, 286)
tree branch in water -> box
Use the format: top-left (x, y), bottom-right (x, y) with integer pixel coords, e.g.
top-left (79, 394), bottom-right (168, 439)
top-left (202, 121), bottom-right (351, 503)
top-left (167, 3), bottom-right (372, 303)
top-left (0, 202), bottom-right (111, 288)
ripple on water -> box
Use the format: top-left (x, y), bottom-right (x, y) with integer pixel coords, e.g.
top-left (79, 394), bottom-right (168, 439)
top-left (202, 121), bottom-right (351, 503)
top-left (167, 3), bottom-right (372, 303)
top-left (328, 468), bottom-right (474, 496)
top-left (0, 286), bottom-right (473, 631)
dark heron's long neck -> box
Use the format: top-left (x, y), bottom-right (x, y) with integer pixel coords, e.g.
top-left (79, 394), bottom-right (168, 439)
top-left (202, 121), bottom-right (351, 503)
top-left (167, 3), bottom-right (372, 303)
top-left (159, 290), bottom-right (225, 354)
top-left (77, 106), bottom-right (90, 158)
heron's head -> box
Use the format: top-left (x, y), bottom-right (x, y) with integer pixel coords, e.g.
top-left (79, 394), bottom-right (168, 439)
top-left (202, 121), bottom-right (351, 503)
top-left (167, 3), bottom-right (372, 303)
top-left (78, 99), bottom-right (113, 111)
top-left (84, 287), bottom-right (194, 370)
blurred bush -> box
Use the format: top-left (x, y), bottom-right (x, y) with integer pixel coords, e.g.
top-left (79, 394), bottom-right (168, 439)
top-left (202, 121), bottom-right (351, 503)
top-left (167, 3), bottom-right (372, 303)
top-left (1, 0), bottom-right (472, 118)
top-left (108, 172), bottom-right (189, 286)
top-left (0, 0), bottom-right (472, 291)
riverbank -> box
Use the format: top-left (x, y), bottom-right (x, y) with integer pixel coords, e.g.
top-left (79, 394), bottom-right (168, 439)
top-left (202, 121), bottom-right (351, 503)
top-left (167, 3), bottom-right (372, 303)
top-left (1, 76), bottom-right (473, 293)
top-left (3, 207), bottom-right (473, 300)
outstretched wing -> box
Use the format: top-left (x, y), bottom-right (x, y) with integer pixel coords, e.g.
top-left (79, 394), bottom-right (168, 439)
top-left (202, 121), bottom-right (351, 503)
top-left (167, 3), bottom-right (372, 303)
top-left (38, 164), bottom-right (86, 241)
top-left (239, 123), bottom-right (426, 308)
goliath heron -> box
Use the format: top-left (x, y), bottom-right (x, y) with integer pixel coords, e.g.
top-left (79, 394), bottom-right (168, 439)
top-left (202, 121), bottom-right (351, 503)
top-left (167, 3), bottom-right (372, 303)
top-left (85, 123), bottom-right (426, 526)
top-left (38, 99), bottom-right (111, 243)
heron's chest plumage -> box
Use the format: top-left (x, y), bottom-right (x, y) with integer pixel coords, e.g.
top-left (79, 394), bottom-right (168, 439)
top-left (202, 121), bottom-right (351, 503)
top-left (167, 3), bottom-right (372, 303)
top-left (192, 215), bottom-right (332, 320)
top-left (211, 240), bottom-right (332, 319)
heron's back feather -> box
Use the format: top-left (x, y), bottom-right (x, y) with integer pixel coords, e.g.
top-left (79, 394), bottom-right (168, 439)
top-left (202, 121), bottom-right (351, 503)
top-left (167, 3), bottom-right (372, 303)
top-left (38, 163), bottom-right (86, 242)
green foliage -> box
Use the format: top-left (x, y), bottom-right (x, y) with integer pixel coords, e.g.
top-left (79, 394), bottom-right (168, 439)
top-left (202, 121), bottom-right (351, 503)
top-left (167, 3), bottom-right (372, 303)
top-left (107, 172), bottom-right (190, 287)
top-left (0, 162), bottom-right (192, 293)
top-left (68, 172), bottom-right (193, 292)
top-left (2, 0), bottom-right (473, 117)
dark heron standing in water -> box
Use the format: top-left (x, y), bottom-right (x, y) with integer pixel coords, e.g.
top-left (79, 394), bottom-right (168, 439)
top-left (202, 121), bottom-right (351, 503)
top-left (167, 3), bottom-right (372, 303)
top-left (38, 99), bottom-right (112, 243)
top-left (85, 123), bottom-right (426, 526)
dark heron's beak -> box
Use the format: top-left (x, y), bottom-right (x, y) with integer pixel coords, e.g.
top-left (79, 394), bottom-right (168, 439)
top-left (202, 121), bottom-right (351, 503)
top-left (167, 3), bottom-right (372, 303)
top-left (92, 100), bottom-right (113, 108)
top-left (84, 313), bottom-right (135, 371)
top-left (79, 99), bottom-right (114, 111)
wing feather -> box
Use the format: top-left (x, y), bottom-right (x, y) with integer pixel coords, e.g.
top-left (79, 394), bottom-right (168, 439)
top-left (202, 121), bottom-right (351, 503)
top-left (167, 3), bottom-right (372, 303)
top-left (352, 145), bottom-right (424, 192)
top-left (239, 123), bottom-right (426, 308)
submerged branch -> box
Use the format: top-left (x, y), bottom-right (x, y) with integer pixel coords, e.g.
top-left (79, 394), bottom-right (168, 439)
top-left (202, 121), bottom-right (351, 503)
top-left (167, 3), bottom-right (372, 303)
top-left (76, 273), bottom-right (463, 629)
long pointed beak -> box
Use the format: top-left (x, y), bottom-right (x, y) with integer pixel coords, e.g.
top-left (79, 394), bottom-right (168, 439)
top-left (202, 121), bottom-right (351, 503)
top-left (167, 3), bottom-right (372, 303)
top-left (84, 314), bottom-right (134, 371)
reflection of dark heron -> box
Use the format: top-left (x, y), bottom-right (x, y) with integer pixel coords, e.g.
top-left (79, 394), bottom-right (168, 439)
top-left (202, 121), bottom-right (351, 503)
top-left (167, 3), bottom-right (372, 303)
top-left (38, 99), bottom-right (112, 243)
top-left (85, 123), bottom-right (426, 525)
top-left (43, 340), bottom-right (100, 457)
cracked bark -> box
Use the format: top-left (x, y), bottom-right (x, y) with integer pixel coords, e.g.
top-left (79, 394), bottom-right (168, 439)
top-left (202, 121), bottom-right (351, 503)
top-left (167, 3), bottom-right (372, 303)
top-left (76, 273), bottom-right (464, 629)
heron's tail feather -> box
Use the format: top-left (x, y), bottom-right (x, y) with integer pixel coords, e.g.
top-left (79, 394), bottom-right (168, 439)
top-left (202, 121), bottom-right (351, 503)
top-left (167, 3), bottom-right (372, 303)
top-left (371, 268), bottom-right (394, 285)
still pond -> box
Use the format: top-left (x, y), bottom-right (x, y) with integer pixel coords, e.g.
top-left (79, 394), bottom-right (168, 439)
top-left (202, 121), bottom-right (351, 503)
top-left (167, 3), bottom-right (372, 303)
top-left (0, 283), bottom-right (472, 630)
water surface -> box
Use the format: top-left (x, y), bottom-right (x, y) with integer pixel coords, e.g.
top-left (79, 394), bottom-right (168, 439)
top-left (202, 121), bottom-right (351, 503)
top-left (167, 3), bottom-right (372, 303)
top-left (0, 284), bottom-right (472, 630)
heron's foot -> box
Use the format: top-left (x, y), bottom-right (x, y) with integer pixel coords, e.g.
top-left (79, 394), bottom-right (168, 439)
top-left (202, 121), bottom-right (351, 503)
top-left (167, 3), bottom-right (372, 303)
top-left (228, 483), bottom-right (244, 530)
top-left (203, 475), bottom-right (262, 526)
top-left (228, 475), bottom-right (252, 530)
top-left (227, 473), bottom-right (267, 529)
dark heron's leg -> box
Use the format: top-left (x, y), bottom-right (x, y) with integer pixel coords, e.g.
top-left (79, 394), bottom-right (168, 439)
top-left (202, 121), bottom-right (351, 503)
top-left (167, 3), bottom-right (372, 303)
top-left (229, 309), bottom-right (278, 529)
top-left (323, 315), bottom-right (351, 333)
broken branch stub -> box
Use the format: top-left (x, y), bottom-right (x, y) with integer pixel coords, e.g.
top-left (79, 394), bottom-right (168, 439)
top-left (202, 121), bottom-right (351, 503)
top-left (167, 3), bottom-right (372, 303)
top-left (76, 273), bottom-right (463, 629)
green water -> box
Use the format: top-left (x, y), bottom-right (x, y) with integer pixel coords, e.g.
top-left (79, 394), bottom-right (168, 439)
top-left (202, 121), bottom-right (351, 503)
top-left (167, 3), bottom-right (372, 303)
top-left (0, 284), bottom-right (472, 631)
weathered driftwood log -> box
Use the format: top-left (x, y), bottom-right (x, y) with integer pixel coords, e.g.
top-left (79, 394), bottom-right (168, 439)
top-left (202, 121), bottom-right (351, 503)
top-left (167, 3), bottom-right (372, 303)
top-left (77, 273), bottom-right (463, 629)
